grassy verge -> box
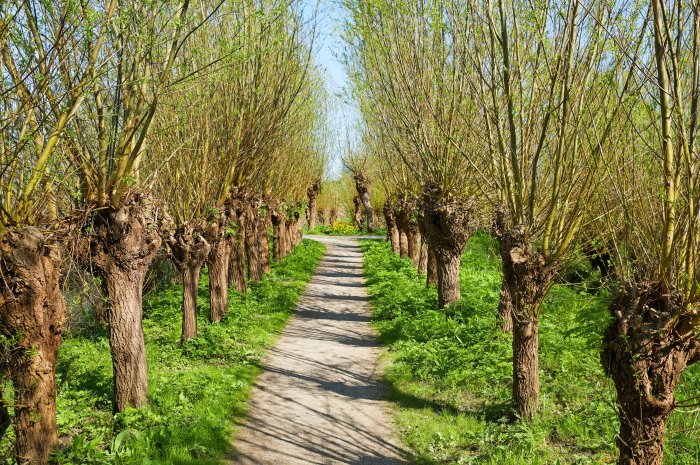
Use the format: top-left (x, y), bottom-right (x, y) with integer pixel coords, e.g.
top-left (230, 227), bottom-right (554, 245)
top-left (307, 220), bottom-right (386, 237)
top-left (1, 239), bottom-right (324, 465)
top-left (361, 236), bottom-right (700, 465)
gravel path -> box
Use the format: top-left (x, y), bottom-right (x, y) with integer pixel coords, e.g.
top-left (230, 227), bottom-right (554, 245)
top-left (229, 236), bottom-right (408, 465)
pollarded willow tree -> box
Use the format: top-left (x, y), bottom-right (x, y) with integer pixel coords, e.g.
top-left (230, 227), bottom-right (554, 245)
top-left (462, 0), bottom-right (640, 418)
top-left (344, 0), bottom-right (484, 308)
top-left (0, 1), bottom-right (116, 461)
top-left (190, 0), bottom-right (322, 317)
top-left (597, 1), bottom-right (700, 463)
top-left (66, 0), bottom-right (207, 413)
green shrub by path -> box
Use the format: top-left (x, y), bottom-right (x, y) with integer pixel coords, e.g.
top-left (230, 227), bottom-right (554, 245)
top-left (307, 220), bottom-right (386, 237)
top-left (0, 239), bottom-right (324, 465)
top-left (361, 236), bottom-right (700, 465)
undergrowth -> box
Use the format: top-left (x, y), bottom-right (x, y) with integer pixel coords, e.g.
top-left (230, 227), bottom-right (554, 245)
top-left (0, 239), bottom-right (324, 465)
top-left (361, 236), bottom-right (700, 465)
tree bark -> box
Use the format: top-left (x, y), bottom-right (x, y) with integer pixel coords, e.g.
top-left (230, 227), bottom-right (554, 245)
top-left (418, 237), bottom-right (428, 275)
top-left (207, 235), bottom-right (229, 323)
top-left (257, 203), bottom-right (271, 275)
top-left (512, 313), bottom-right (539, 419)
top-left (353, 173), bottom-right (375, 230)
top-left (384, 202), bottom-right (400, 254)
top-left (435, 249), bottom-right (462, 308)
top-left (399, 230), bottom-right (408, 258)
top-left (165, 222), bottom-right (211, 344)
top-left (426, 244), bottom-right (438, 286)
top-left (602, 286), bottom-right (700, 465)
top-left (104, 265), bottom-right (149, 411)
top-left (0, 227), bottom-right (64, 464)
top-left (498, 282), bottom-right (514, 332)
top-left (421, 187), bottom-right (475, 308)
top-left (499, 234), bottom-right (554, 419)
top-left (271, 207), bottom-right (283, 262)
top-left (228, 207), bottom-right (247, 292)
top-left (283, 219), bottom-right (293, 258)
top-left (353, 196), bottom-right (364, 230)
top-left (293, 211), bottom-right (303, 247)
top-left (307, 180), bottom-right (321, 231)
top-left (85, 193), bottom-right (165, 413)
top-left (245, 202), bottom-right (262, 281)
top-left (407, 229), bottom-right (420, 266)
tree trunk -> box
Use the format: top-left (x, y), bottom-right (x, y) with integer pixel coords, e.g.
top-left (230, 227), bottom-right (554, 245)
top-left (435, 250), bottom-right (462, 308)
top-left (418, 237), bottom-right (428, 275)
top-left (399, 231), bottom-right (408, 258)
top-left (283, 220), bottom-right (293, 258)
top-left (307, 180), bottom-right (321, 231)
top-left (257, 205), bottom-right (271, 275)
top-left (353, 196), bottom-right (364, 230)
top-left (245, 203), bottom-right (262, 281)
top-left (384, 202), bottom-right (400, 254)
top-left (0, 227), bottom-right (64, 464)
top-left (293, 211), bottom-right (303, 247)
top-left (208, 236), bottom-right (229, 323)
top-left (228, 229), bottom-right (248, 292)
top-left (271, 210), bottom-right (283, 262)
top-left (427, 244), bottom-right (438, 286)
top-left (353, 173), bottom-right (375, 230)
top-left (421, 189), bottom-right (474, 308)
top-left (512, 314), bottom-right (539, 419)
top-left (86, 194), bottom-right (165, 413)
top-left (499, 234), bottom-right (554, 419)
top-left (498, 282), bottom-right (513, 332)
top-left (104, 265), bottom-right (149, 412)
top-left (180, 263), bottom-right (201, 343)
top-left (602, 287), bottom-right (700, 465)
top-left (165, 222), bottom-right (211, 344)
top-left (407, 229), bottom-right (420, 266)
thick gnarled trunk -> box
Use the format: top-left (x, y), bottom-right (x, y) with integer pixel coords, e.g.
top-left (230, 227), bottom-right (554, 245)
top-left (104, 265), bottom-right (149, 411)
top-left (307, 180), bottom-right (321, 231)
top-left (512, 313), bottom-right (539, 419)
top-left (399, 231), bottom-right (408, 258)
top-left (245, 202), bottom-right (262, 282)
top-left (383, 202), bottom-right (400, 254)
top-left (207, 235), bottom-right (230, 323)
top-left (406, 229), bottom-right (420, 265)
top-left (421, 188), bottom-right (474, 308)
top-left (353, 173), bottom-right (374, 230)
top-left (165, 222), bottom-right (211, 344)
top-left (0, 227), bottom-right (64, 464)
top-left (435, 249), bottom-right (462, 308)
top-left (87, 194), bottom-right (165, 413)
top-left (418, 238), bottom-right (428, 275)
top-left (602, 287), bottom-right (700, 465)
top-left (353, 196), bottom-right (364, 230)
top-left (498, 282), bottom-right (513, 332)
top-left (257, 203), bottom-right (271, 275)
top-left (226, 200), bottom-right (246, 292)
top-left (499, 231), bottom-right (554, 419)
top-left (426, 244), bottom-right (438, 286)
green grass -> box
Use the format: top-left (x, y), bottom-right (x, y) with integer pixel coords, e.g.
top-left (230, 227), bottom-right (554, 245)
top-left (307, 220), bottom-right (386, 236)
top-left (360, 235), bottom-right (700, 465)
top-left (0, 239), bottom-right (324, 465)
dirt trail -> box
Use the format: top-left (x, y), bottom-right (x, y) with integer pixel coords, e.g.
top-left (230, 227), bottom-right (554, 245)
top-left (229, 235), bottom-right (408, 465)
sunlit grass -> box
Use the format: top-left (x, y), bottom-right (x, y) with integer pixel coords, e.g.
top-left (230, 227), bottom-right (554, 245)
top-left (361, 235), bottom-right (700, 465)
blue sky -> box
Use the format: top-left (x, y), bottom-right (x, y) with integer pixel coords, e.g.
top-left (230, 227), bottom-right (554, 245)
top-left (303, 0), bottom-right (359, 178)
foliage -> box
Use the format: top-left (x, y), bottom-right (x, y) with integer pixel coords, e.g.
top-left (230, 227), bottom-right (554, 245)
top-left (0, 240), bottom-right (324, 464)
top-left (360, 237), bottom-right (700, 464)
top-left (307, 220), bottom-right (385, 237)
